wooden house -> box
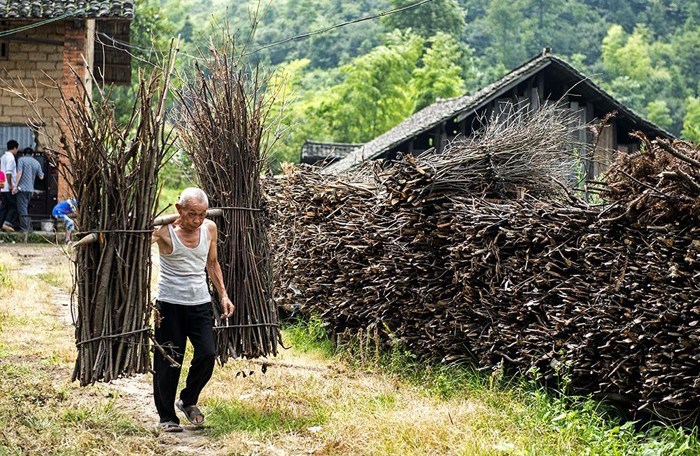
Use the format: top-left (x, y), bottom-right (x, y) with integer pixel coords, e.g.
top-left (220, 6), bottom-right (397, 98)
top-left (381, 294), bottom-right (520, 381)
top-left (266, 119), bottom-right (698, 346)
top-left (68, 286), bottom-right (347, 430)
top-left (0, 0), bottom-right (132, 224)
top-left (327, 50), bottom-right (673, 178)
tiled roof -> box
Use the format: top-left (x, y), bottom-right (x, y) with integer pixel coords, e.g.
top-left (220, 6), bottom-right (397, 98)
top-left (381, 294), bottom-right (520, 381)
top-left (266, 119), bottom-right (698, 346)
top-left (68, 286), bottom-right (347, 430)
top-left (327, 53), bottom-right (673, 172)
top-left (0, 0), bottom-right (133, 19)
top-left (301, 140), bottom-right (362, 164)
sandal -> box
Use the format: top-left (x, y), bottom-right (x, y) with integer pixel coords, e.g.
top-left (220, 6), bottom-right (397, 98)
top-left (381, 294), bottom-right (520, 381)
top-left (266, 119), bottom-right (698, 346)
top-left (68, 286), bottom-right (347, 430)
top-left (159, 421), bottom-right (183, 433)
top-left (176, 399), bottom-right (205, 425)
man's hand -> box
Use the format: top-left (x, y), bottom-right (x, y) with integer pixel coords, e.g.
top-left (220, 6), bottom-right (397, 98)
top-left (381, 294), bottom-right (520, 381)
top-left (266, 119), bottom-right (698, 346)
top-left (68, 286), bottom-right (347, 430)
top-left (11, 186), bottom-right (18, 195)
top-left (221, 296), bottom-right (235, 318)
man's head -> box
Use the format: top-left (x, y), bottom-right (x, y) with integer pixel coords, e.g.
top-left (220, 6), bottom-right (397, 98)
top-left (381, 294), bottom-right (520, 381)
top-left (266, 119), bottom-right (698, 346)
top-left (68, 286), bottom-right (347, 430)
top-left (175, 187), bottom-right (209, 230)
top-left (7, 140), bottom-right (18, 153)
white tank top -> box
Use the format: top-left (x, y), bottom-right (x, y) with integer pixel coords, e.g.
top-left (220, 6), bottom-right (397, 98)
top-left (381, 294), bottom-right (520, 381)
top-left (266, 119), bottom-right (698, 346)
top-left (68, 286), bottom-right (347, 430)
top-left (156, 224), bottom-right (211, 305)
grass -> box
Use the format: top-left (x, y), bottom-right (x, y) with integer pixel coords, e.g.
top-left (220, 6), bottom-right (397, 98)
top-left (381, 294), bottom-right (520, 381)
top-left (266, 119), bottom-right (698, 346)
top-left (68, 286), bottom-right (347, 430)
top-left (0, 250), bottom-right (157, 455)
top-left (285, 315), bottom-right (336, 356)
top-left (208, 400), bottom-right (327, 437)
top-left (36, 270), bottom-right (72, 290)
top-left (201, 317), bottom-right (700, 455)
top-left (0, 262), bottom-right (13, 290)
top-left (3, 246), bottom-right (699, 455)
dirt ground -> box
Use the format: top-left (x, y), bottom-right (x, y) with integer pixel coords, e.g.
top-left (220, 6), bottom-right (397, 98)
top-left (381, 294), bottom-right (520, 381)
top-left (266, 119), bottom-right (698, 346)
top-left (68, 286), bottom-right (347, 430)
top-left (3, 243), bottom-right (646, 455)
top-left (3, 244), bottom-right (217, 453)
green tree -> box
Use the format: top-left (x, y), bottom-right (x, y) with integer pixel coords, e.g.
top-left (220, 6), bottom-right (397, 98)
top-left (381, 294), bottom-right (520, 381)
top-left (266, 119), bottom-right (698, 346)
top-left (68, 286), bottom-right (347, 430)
top-left (332, 31), bottom-right (424, 142)
top-left (600, 24), bottom-right (674, 126)
top-left (485, 0), bottom-right (531, 68)
top-left (107, 0), bottom-right (177, 123)
top-left (231, 0), bottom-right (385, 70)
top-left (266, 59), bottom-right (323, 165)
top-left (381, 0), bottom-right (466, 39)
top-left (646, 100), bottom-right (673, 131)
top-left (602, 25), bottom-right (652, 81)
top-left (668, 25), bottom-right (700, 97)
top-left (682, 97), bottom-right (700, 143)
top-left (412, 33), bottom-right (466, 111)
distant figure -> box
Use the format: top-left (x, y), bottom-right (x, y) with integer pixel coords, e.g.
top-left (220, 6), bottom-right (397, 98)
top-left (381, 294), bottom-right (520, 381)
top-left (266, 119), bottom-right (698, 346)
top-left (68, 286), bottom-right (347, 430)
top-left (0, 140), bottom-right (19, 231)
top-left (52, 198), bottom-right (77, 244)
top-left (15, 148), bottom-right (44, 232)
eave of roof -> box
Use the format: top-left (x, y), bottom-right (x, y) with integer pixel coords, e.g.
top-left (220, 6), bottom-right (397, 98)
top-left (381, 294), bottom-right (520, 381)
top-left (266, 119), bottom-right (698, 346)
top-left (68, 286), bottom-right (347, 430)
top-left (0, 0), bottom-right (133, 19)
top-left (327, 53), bottom-right (673, 173)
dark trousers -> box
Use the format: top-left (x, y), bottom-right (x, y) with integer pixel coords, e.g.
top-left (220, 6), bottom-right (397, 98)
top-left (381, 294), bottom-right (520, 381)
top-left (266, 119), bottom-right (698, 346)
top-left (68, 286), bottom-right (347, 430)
top-left (16, 191), bottom-right (32, 232)
top-left (0, 191), bottom-right (17, 228)
top-left (153, 301), bottom-right (216, 424)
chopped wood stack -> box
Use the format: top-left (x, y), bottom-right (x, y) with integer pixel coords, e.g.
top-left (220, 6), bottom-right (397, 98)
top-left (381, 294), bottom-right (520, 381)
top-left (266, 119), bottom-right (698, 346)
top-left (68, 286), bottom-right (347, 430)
top-left (267, 114), bottom-right (700, 423)
top-left (178, 37), bottom-right (282, 362)
top-left (54, 60), bottom-right (176, 385)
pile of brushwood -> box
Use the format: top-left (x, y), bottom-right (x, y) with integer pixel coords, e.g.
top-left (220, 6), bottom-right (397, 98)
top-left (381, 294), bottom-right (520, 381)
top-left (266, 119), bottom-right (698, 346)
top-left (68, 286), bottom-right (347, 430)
top-left (267, 105), bottom-right (700, 424)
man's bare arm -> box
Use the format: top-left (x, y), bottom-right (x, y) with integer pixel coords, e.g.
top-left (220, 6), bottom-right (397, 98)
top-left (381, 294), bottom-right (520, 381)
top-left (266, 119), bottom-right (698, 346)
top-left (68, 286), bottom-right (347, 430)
top-left (205, 221), bottom-right (234, 318)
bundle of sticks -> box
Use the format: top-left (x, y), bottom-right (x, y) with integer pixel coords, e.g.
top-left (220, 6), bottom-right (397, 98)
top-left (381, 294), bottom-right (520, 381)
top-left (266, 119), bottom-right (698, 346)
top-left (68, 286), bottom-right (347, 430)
top-left (601, 132), bottom-right (700, 225)
top-left (54, 56), bottom-right (176, 385)
top-left (267, 110), bottom-right (700, 423)
top-left (177, 37), bottom-right (282, 362)
top-left (385, 104), bottom-right (579, 205)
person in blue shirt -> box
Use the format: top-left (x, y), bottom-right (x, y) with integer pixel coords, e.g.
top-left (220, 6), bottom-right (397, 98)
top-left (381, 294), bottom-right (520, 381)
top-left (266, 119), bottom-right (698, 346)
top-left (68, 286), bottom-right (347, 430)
top-left (51, 198), bottom-right (77, 244)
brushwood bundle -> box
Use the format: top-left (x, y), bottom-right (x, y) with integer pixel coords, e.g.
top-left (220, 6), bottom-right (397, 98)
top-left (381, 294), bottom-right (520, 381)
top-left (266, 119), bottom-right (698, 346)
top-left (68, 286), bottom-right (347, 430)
top-left (268, 110), bottom-right (700, 424)
top-left (54, 57), bottom-right (177, 385)
top-left (601, 133), bottom-right (700, 225)
top-left (178, 37), bottom-right (282, 362)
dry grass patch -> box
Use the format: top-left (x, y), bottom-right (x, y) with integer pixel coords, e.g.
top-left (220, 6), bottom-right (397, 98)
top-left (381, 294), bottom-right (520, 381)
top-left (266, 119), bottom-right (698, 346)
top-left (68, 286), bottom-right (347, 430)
top-left (196, 339), bottom-right (584, 455)
top-left (2, 247), bottom-right (698, 455)
top-left (0, 250), bottom-right (158, 455)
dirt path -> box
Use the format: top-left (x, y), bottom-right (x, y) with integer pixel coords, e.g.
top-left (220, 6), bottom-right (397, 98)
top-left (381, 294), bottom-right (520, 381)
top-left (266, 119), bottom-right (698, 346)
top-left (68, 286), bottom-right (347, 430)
top-left (6, 244), bottom-right (218, 455)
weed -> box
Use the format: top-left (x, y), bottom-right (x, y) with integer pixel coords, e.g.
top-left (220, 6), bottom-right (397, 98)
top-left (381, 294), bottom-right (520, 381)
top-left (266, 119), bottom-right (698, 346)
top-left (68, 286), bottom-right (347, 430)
top-left (208, 400), bottom-right (327, 437)
top-left (284, 315), bottom-right (335, 356)
top-left (0, 262), bottom-right (13, 290)
top-left (282, 318), bottom-right (700, 455)
top-left (36, 271), bottom-right (71, 290)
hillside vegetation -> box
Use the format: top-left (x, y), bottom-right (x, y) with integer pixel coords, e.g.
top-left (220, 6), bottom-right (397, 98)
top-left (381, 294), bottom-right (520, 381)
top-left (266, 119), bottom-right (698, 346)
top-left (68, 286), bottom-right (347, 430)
top-left (127, 0), bottom-right (700, 168)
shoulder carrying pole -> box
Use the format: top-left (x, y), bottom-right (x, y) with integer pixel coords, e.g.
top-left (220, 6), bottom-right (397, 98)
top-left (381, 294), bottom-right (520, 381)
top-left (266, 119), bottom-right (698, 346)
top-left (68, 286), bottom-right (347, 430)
top-left (71, 208), bottom-right (224, 248)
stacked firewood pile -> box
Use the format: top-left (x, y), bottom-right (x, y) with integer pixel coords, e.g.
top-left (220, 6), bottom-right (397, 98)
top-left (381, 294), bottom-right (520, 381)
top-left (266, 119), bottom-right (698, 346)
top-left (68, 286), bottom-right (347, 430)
top-left (602, 133), bottom-right (700, 225)
top-left (267, 109), bottom-right (700, 423)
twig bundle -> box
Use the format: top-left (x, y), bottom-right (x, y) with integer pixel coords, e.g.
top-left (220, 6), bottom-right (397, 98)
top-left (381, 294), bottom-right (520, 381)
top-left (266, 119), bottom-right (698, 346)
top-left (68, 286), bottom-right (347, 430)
top-left (385, 104), bottom-right (581, 205)
top-left (54, 55), bottom-right (176, 385)
top-left (178, 37), bottom-right (282, 362)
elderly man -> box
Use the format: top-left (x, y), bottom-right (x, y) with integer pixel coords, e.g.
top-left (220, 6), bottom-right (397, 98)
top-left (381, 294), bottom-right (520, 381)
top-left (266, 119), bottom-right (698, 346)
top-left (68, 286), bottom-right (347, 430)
top-left (151, 187), bottom-right (234, 433)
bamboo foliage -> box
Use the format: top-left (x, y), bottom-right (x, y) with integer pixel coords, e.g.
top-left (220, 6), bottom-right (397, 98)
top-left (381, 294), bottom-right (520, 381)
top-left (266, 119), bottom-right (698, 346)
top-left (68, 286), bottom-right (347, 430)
top-left (52, 51), bottom-right (177, 385)
top-left (177, 37), bottom-right (282, 362)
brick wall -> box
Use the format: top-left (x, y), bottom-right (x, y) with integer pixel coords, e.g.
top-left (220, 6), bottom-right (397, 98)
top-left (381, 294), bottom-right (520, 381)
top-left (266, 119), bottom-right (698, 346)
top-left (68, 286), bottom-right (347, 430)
top-left (0, 21), bottom-right (64, 147)
top-left (0, 19), bottom-right (92, 203)
top-left (59, 19), bottom-right (91, 202)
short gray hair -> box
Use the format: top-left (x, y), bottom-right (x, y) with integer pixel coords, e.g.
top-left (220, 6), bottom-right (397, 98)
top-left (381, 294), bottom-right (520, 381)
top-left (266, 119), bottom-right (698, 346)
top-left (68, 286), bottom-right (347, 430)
top-left (178, 187), bottom-right (209, 207)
